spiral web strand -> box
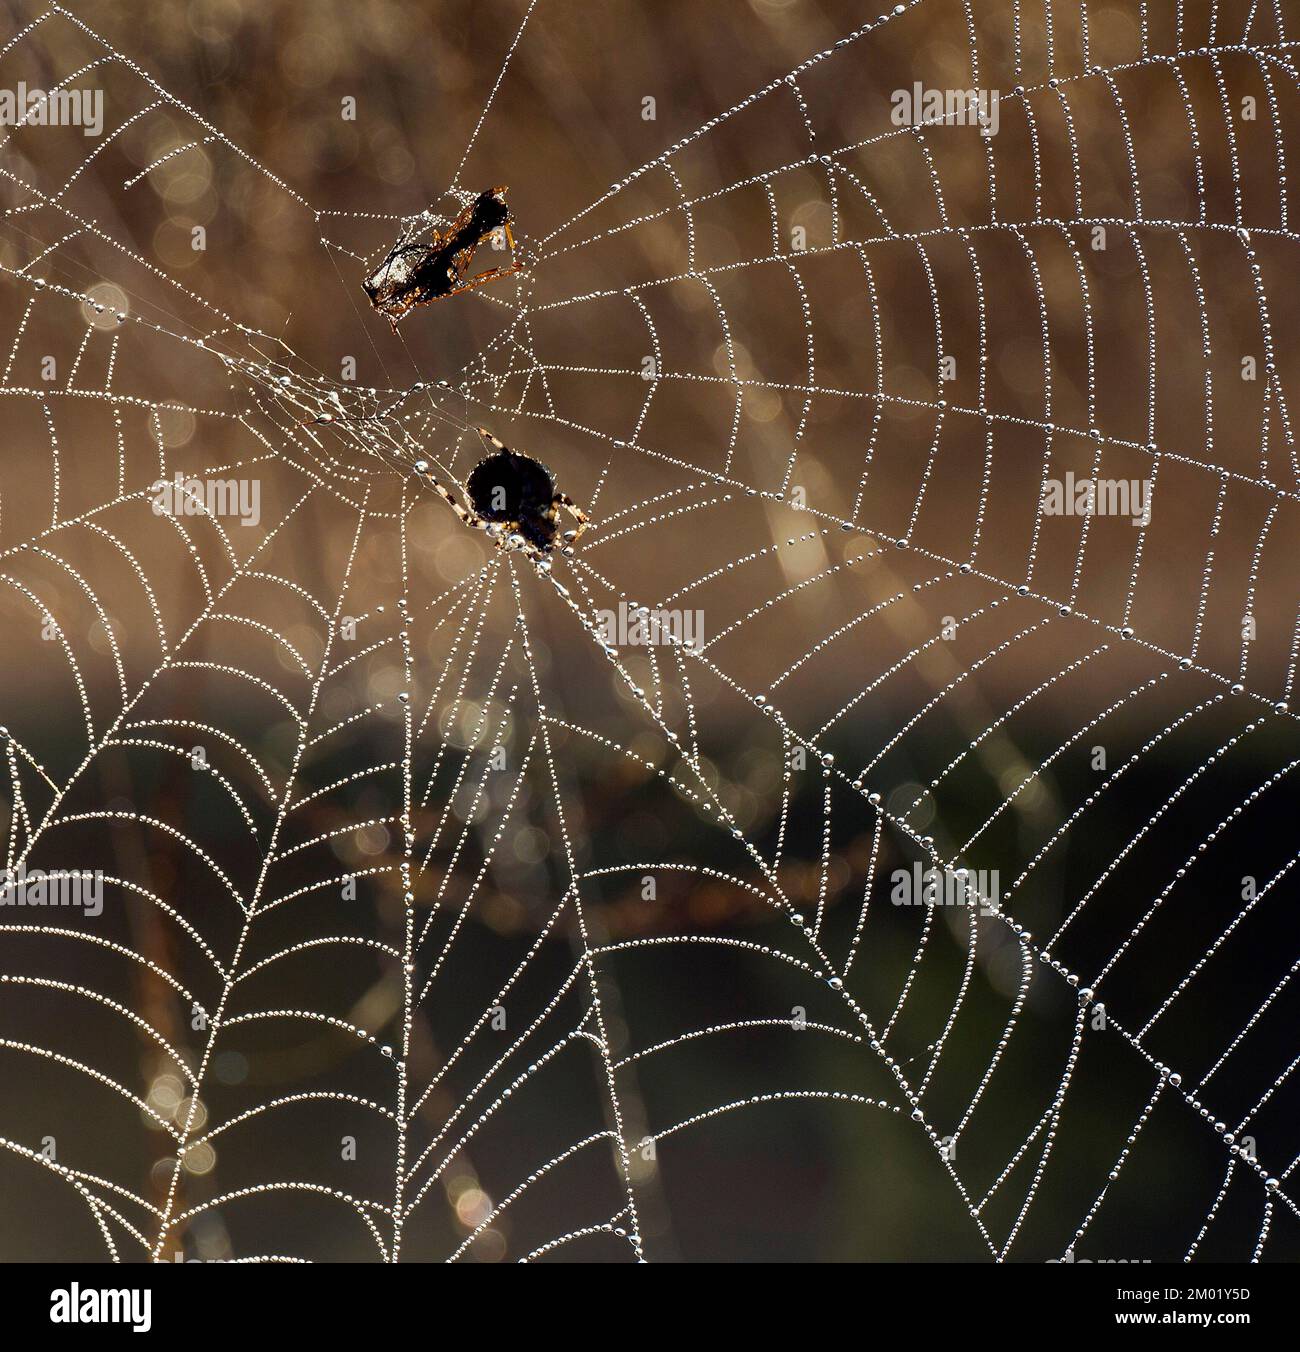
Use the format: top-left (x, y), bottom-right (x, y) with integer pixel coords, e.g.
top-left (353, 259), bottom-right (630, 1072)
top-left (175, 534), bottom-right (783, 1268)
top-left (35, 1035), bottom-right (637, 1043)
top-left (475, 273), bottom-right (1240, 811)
top-left (0, 0), bottom-right (1297, 1262)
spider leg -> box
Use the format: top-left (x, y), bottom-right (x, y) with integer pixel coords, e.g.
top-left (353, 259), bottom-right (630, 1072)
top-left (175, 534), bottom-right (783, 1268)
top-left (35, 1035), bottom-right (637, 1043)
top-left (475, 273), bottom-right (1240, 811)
top-left (475, 426), bottom-right (508, 452)
top-left (555, 493), bottom-right (590, 547)
top-left (415, 466), bottom-right (482, 531)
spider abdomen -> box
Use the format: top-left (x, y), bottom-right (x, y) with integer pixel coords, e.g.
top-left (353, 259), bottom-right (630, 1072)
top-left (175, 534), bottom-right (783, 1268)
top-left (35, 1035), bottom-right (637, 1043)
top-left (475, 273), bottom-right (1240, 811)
top-left (467, 449), bottom-right (558, 550)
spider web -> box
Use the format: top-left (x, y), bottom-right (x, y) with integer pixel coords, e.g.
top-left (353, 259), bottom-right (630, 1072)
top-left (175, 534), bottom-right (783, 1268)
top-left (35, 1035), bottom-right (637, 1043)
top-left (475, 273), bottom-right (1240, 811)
top-left (1, 0), bottom-right (1298, 1263)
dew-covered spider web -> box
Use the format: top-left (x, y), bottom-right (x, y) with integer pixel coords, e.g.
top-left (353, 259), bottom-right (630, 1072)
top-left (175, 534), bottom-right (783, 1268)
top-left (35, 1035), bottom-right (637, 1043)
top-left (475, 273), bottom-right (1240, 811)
top-left (1, 0), bottom-right (1298, 1263)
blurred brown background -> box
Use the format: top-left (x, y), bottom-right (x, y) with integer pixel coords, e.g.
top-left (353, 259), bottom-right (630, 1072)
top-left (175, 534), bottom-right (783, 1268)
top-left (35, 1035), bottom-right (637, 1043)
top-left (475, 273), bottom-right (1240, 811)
top-left (0, 0), bottom-right (1297, 1262)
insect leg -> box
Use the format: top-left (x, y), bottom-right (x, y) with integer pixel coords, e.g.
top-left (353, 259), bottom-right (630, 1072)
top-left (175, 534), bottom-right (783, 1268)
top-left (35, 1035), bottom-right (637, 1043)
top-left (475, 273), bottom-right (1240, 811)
top-left (440, 265), bottom-right (525, 302)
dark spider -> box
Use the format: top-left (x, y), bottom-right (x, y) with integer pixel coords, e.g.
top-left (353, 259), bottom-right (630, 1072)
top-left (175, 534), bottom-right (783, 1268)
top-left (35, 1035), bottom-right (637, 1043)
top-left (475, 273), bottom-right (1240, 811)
top-left (413, 429), bottom-right (589, 561)
top-left (362, 187), bottom-right (524, 328)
